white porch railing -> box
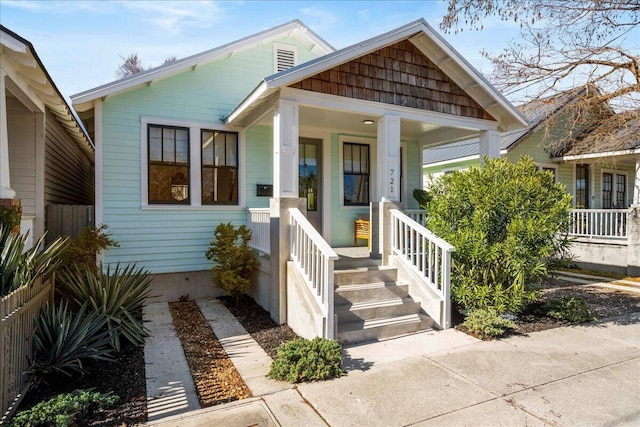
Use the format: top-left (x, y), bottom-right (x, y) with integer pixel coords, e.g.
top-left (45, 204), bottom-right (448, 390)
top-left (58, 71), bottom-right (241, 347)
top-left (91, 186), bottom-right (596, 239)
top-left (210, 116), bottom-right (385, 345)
top-left (390, 209), bottom-right (455, 329)
top-left (569, 209), bottom-right (628, 239)
top-left (247, 208), bottom-right (271, 254)
top-left (404, 209), bottom-right (426, 226)
top-left (289, 208), bottom-right (338, 339)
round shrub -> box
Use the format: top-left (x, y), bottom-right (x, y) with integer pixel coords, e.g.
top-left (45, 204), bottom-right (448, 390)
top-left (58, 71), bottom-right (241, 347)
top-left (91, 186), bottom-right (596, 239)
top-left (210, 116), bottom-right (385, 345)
top-left (268, 337), bottom-right (344, 383)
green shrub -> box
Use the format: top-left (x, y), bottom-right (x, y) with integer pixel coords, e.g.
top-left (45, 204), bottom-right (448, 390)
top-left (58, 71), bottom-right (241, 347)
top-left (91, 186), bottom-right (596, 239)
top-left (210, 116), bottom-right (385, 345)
top-left (268, 337), bottom-right (344, 383)
top-left (1, 225), bottom-right (68, 297)
top-left (205, 223), bottom-right (259, 302)
top-left (542, 297), bottom-right (595, 323)
top-left (59, 225), bottom-right (119, 276)
top-left (421, 156), bottom-right (572, 313)
top-left (462, 308), bottom-right (517, 340)
top-left (57, 263), bottom-right (151, 351)
top-left (0, 203), bottom-right (21, 231)
top-left (9, 389), bottom-right (118, 427)
top-left (30, 302), bottom-right (114, 379)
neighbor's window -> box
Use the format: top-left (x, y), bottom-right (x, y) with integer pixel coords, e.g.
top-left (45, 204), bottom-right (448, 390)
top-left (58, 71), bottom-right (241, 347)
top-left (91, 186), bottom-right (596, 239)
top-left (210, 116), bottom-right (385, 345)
top-left (148, 125), bottom-right (190, 204)
top-left (343, 142), bottom-right (369, 206)
top-left (201, 130), bottom-right (238, 204)
top-left (575, 164), bottom-right (590, 208)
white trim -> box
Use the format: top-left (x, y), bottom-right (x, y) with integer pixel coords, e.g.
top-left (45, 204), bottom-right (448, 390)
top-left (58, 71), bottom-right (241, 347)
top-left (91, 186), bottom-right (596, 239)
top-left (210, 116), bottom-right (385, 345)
top-left (273, 43), bottom-right (298, 73)
top-left (600, 168), bottom-right (629, 209)
top-left (552, 147), bottom-right (640, 161)
top-left (140, 116), bottom-right (245, 208)
top-left (72, 20), bottom-right (333, 104)
top-left (339, 134), bottom-right (377, 208)
top-left (0, 30), bottom-right (28, 53)
top-left (282, 87), bottom-right (501, 131)
top-left (226, 82), bottom-right (268, 125)
top-left (537, 162), bottom-right (559, 183)
top-left (95, 100), bottom-right (103, 227)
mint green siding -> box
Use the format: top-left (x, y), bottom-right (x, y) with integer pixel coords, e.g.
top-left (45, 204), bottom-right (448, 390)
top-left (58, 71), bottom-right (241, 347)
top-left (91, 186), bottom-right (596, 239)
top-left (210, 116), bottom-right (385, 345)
top-left (101, 38), bottom-right (319, 274)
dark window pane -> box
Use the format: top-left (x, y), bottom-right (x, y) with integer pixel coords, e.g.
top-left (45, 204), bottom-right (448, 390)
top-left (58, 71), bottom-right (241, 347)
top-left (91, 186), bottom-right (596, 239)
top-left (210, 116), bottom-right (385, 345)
top-left (149, 127), bottom-right (162, 161)
top-left (202, 166), bottom-right (238, 204)
top-left (226, 133), bottom-right (238, 166)
top-left (148, 125), bottom-right (190, 204)
top-left (175, 129), bottom-right (189, 164)
top-left (149, 164), bottom-right (189, 203)
top-left (201, 130), bottom-right (239, 205)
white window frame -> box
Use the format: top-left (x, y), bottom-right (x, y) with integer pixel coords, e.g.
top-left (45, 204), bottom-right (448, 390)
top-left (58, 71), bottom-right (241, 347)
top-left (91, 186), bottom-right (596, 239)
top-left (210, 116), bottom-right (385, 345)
top-left (537, 162), bottom-right (559, 183)
top-left (339, 135), bottom-right (377, 209)
top-left (140, 117), bottom-right (245, 210)
top-left (601, 168), bottom-right (628, 209)
top-left (273, 43), bottom-right (298, 73)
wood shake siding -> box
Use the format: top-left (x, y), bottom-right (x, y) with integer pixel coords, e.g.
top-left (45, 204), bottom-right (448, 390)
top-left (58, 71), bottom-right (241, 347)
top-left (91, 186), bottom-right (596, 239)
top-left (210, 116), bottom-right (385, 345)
top-left (44, 109), bottom-right (94, 205)
top-left (290, 40), bottom-right (494, 120)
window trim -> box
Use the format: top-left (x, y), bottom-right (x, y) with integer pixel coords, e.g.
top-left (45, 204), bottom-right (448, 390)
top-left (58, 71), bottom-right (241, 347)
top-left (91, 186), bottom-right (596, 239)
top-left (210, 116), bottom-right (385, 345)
top-left (338, 135), bottom-right (377, 209)
top-left (601, 168), bottom-right (628, 209)
top-left (147, 124), bottom-right (191, 205)
top-left (201, 129), bottom-right (239, 205)
top-left (140, 117), bottom-right (245, 209)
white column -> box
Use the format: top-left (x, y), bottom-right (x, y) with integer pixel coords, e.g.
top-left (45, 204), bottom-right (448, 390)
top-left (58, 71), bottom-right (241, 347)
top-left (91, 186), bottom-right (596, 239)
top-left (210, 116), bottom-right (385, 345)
top-left (0, 69), bottom-right (16, 199)
top-left (479, 129), bottom-right (500, 162)
top-left (633, 158), bottom-right (640, 207)
top-left (377, 114), bottom-right (401, 202)
top-left (273, 98), bottom-right (299, 198)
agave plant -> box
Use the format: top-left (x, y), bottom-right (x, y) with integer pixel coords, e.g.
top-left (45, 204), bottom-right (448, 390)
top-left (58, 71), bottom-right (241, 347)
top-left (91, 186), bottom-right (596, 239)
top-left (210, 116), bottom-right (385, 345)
top-left (30, 302), bottom-right (114, 379)
top-left (57, 263), bottom-right (152, 351)
top-left (0, 225), bottom-right (69, 297)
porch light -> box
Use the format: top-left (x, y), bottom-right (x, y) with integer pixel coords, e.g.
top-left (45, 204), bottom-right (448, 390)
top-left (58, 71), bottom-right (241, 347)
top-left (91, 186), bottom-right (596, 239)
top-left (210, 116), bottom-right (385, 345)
top-left (363, 119), bottom-right (374, 125)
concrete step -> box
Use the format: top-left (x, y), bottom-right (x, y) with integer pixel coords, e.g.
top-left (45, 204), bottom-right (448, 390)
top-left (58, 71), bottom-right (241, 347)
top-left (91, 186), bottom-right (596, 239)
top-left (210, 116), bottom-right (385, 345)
top-left (337, 313), bottom-right (436, 345)
top-left (335, 282), bottom-right (409, 304)
top-left (335, 256), bottom-right (382, 270)
top-left (335, 297), bottom-right (422, 323)
top-left (334, 266), bottom-right (398, 287)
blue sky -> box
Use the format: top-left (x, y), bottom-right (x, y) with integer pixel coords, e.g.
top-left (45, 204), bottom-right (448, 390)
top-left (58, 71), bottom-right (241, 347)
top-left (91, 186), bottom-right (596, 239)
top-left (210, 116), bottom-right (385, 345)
top-left (0, 1), bottom-right (523, 98)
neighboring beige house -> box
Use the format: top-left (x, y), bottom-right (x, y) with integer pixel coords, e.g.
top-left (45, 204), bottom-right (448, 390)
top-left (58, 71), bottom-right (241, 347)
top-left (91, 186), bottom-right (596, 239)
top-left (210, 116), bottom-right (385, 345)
top-left (0, 26), bottom-right (94, 247)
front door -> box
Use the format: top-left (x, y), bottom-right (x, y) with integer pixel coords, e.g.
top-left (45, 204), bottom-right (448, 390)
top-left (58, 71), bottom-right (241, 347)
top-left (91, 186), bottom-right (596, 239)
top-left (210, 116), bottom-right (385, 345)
top-left (299, 138), bottom-right (322, 232)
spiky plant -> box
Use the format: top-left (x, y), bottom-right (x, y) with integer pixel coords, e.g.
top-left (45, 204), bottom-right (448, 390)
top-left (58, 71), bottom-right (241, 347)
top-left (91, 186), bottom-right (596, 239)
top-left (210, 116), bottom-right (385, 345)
top-left (57, 263), bottom-right (152, 351)
top-left (30, 302), bottom-right (114, 379)
top-left (1, 225), bottom-right (69, 297)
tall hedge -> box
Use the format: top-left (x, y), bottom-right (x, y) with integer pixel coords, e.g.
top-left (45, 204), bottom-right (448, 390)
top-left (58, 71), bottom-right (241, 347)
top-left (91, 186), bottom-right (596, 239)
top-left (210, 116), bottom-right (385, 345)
top-left (422, 156), bottom-right (572, 313)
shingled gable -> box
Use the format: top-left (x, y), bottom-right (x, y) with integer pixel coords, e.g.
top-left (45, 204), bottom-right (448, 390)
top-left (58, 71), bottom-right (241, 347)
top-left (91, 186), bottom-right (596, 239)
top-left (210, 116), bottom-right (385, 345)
top-left (226, 19), bottom-right (526, 131)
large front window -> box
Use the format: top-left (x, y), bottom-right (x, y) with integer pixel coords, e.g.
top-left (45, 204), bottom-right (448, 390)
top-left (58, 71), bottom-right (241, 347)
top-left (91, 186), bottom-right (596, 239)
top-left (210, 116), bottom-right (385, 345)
top-left (148, 125), bottom-right (190, 204)
top-left (201, 130), bottom-right (238, 204)
top-left (344, 142), bottom-right (369, 206)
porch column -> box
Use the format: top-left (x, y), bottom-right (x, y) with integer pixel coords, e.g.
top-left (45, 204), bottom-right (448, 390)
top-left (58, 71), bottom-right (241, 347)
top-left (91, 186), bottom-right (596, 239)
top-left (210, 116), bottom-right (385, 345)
top-left (372, 115), bottom-right (401, 262)
top-left (273, 98), bottom-right (299, 198)
top-left (376, 114), bottom-right (401, 202)
top-left (0, 69), bottom-right (16, 199)
top-left (479, 129), bottom-right (500, 162)
top-left (633, 159), bottom-right (640, 207)
top-left (269, 98), bottom-right (304, 324)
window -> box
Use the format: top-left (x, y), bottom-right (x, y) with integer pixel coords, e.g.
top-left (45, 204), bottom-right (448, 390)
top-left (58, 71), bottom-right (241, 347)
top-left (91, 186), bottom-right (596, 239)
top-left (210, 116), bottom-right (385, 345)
top-left (201, 130), bottom-right (238, 205)
top-left (575, 164), bottom-right (590, 208)
top-left (602, 171), bottom-right (627, 209)
top-left (148, 125), bottom-right (190, 204)
top-left (343, 143), bottom-right (369, 206)
top-left (274, 44), bottom-right (297, 72)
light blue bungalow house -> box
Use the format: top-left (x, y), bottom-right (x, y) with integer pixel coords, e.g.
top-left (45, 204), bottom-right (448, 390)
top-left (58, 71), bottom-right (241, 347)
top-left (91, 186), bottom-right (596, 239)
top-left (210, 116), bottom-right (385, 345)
top-left (71, 19), bottom-right (527, 343)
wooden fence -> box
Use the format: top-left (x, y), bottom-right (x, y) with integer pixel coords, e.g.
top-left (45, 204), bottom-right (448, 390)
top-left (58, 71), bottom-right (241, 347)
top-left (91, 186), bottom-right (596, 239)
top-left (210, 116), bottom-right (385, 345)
top-left (45, 204), bottom-right (94, 243)
top-left (0, 276), bottom-right (54, 422)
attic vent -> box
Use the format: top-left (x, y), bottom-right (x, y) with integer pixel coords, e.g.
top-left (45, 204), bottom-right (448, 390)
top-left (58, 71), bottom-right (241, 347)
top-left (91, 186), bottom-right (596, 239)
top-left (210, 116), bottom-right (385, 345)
top-left (274, 44), bottom-right (297, 73)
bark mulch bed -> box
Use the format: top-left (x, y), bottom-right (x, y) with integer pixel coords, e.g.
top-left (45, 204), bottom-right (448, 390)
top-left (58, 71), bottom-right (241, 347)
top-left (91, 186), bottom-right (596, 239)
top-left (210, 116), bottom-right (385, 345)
top-left (168, 299), bottom-right (251, 407)
top-left (219, 294), bottom-right (298, 359)
top-left (455, 277), bottom-right (640, 337)
top-left (15, 342), bottom-right (147, 426)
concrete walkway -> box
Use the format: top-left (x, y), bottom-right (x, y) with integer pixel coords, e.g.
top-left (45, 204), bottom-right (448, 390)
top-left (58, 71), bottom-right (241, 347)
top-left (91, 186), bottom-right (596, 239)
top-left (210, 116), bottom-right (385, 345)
top-left (145, 298), bottom-right (640, 426)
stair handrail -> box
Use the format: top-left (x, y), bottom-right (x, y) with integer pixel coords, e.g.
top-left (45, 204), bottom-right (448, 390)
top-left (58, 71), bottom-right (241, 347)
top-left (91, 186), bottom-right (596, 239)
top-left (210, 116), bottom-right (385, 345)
top-left (289, 207), bottom-right (339, 339)
top-left (389, 209), bottom-right (455, 329)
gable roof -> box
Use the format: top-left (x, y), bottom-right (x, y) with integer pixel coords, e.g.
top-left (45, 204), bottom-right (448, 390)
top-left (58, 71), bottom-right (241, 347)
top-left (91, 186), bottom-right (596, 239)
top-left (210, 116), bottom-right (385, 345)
top-left (226, 19), bottom-right (527, 131)
top-left (1, 25), bottom-right (94, 157)
top-left (71, 20), bottom-right (334, 110)
top-left (423, 87), bottom-right (591, 166)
